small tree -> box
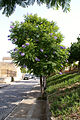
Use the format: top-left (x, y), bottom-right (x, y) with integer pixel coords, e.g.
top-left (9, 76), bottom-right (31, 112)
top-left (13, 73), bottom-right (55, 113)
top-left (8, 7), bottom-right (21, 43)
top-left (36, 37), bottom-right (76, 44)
top-left (68, 36), bottom-right (80, 71)
top-left (8, 14), bottom-right (69, 93)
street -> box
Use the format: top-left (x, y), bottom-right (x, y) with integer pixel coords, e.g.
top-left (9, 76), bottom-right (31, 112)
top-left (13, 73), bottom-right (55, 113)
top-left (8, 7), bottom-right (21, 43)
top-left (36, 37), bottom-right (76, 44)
top-left (0, 78), bottom-right (39, 120)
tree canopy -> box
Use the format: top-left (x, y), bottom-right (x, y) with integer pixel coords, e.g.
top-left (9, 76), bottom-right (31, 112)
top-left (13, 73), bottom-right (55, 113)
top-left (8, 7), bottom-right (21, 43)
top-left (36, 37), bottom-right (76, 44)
top-left (68, 37), bottom-right (80, 64)
top-left (68, 36), bottom-right (80, 71)
top-left (0, 0), bottom-right (71, 16)
top-left (9, 14), bottom-right (69, 76)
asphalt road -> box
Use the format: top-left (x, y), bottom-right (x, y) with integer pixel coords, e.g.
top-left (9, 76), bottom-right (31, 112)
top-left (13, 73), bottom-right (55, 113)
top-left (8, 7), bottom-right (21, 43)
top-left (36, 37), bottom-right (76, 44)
top-left (0, 78), bottom-right (39, 120)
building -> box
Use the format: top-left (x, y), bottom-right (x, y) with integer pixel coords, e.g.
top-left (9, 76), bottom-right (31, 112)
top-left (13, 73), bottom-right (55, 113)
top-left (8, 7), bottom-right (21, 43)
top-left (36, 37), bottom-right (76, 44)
top-left (0, 57), bottom-right (22, 83)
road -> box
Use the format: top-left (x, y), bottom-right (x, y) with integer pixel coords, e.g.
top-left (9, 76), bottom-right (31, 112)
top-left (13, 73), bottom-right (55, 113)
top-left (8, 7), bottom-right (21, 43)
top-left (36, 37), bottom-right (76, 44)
top-left (0, 78), bottom-right (39, 120)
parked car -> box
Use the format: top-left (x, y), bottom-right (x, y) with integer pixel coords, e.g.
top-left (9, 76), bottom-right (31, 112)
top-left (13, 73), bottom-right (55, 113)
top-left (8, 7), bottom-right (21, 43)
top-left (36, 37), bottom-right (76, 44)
top-left (23, 73), bottom-right (31, 80)
top-left (23, 73), bottom-right (37, 80)
top-left (31, 75), bottom-right (37, 80)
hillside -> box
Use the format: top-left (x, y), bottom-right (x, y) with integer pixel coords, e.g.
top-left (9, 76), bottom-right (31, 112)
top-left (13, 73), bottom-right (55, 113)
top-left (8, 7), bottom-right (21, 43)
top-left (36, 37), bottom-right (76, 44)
top-left (46, 72), bottom-right (80, 120)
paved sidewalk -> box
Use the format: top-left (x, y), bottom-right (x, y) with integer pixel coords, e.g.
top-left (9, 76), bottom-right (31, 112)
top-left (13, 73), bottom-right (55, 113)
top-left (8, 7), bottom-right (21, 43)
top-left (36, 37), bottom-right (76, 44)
top-left (4, 85), bottom-right (51, 120)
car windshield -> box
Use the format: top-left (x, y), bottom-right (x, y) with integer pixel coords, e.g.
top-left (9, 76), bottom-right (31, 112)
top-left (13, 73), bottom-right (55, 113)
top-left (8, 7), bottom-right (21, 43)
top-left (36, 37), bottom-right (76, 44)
top-left (25, 74), bottom-right (29, 76)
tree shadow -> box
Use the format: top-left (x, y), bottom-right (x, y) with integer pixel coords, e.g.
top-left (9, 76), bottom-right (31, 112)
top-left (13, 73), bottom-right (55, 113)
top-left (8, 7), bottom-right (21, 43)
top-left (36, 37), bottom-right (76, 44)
top-left (4, 87), bottom-right (51, 120)
top-left (0, 81), bottom-right (37, 119)
top-left (0, 81), bottom-right (51, 120)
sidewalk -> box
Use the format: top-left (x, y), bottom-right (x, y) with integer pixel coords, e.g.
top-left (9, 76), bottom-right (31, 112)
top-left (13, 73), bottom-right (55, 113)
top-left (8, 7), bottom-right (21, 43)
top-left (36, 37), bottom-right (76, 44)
top-left (4, 85), bottom-right (51, 120)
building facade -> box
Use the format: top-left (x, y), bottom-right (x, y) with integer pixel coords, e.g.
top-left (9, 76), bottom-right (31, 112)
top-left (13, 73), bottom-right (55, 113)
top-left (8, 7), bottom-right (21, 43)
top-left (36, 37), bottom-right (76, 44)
top-left (0, 57), bottom-right (22, 82)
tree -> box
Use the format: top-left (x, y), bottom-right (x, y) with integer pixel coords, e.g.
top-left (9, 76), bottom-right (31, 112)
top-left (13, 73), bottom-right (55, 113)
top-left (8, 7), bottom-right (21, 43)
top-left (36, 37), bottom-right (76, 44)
top-left (68, 36), bottom-right (80, 71)
top-left (0, 0), bottom-right (71, 16)
top-left (8, 14), bottom-right (69, 93)
top-left (20, 67), bottom-right (27, 73)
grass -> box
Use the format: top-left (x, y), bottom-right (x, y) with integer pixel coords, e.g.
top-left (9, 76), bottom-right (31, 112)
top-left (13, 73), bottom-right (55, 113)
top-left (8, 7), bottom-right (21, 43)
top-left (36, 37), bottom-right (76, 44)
top-left (46, 72), bottom-right (80, 120)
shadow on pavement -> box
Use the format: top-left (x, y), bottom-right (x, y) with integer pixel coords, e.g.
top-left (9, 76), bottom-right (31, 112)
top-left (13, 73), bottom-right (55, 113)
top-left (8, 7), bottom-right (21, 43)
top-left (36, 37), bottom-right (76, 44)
top-left (5, 85), bottom-right (51, 120)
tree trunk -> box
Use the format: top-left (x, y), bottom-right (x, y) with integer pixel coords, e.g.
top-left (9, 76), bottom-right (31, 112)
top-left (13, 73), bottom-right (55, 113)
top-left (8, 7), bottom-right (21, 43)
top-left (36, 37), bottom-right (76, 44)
top-left (40, 76), bottom-right (47, 98)
top-left (78, 61), bottom-right (80, 72)
top-left (41, 76), bottom-right (46, 98)
top-left (43, 76), bottom-right (46, 90)
top-left (40, 75), bottom-right (42, 93)
top-left (69, 65), bottom-right (71, 72)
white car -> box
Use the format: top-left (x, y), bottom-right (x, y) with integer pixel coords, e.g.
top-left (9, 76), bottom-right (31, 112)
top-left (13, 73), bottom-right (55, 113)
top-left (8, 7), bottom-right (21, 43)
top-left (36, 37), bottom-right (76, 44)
top-left (23, 74), bottom-right (32, 80)
top-left (23, 73), bottom-right (36, 80)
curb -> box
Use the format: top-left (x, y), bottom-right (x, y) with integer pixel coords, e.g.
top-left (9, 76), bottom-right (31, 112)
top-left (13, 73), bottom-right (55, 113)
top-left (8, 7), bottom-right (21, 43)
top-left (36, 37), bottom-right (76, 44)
top-left (4, 104), bottom-right (19, 120)
top-left (0, 84), bottom-right (9, 89)
top-left (46, 98), bottom-right (52, 120)
top-left (47, 96), bottom-right (56, 120)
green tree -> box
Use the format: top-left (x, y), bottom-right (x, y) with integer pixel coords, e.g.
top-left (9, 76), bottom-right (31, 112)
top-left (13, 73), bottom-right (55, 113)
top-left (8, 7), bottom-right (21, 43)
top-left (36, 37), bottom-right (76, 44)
top-left (9, 14), bottom-right (69, 93)
top-left (68, 36), bottom-right (80, 71)
top-left (20, 67), bottom-right (27, 73)
top-left (0, 0), bottom-right (71, 16)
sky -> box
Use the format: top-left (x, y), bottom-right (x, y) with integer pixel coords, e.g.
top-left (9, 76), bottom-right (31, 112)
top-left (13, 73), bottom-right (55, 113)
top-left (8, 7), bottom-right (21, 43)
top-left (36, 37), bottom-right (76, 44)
top-left (0, 0), bottom-right (80, 61)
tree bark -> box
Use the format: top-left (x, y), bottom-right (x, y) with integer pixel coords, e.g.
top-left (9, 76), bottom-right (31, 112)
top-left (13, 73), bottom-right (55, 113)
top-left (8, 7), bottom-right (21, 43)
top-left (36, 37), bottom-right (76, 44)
top-left (40, 75), bottom-right (42, 93)
top-left (69, 65), bottom-right (71, 72)
top-left (40, 76), bottom-right (47, 98)
top-left (78, 61), bottom-right (80, 72)
top-left (43, 76), bottom-right (46, 90)
top-left (41, 76), bottom-right (46, 98)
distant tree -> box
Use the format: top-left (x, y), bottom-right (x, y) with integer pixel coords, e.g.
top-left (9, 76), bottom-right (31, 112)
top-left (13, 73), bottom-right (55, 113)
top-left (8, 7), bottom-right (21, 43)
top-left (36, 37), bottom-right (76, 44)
top-left (8, 14), bottom-right (69, 93)
top-left (0, 0), bottom-right (71, 16)
top-left (68, 36), bottom-right (80, 71)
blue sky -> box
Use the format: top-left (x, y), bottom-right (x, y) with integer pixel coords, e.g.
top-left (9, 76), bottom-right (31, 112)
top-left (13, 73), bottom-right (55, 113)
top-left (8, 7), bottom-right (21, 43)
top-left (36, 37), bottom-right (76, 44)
top-left (0, 0), bottom-right (80, 61)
